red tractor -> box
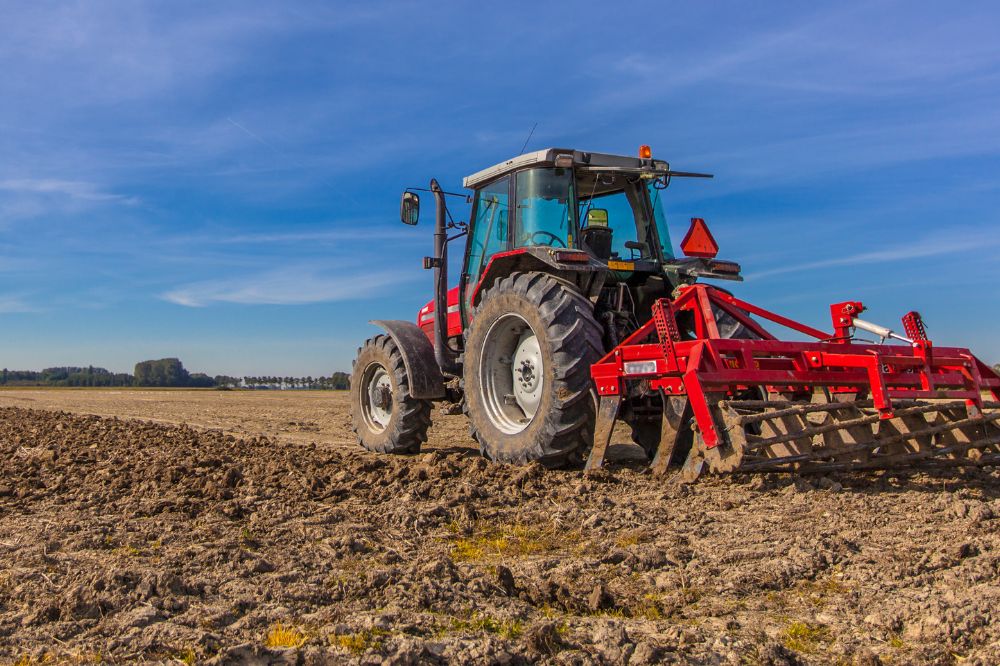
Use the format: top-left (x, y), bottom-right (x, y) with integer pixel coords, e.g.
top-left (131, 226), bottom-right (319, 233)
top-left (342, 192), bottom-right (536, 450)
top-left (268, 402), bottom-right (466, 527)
top-left (351, 147), bottom-right (1000, 478)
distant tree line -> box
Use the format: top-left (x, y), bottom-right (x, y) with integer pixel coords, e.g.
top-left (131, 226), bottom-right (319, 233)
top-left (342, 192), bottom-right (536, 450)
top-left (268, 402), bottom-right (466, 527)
top-left (0, 366), bottom-right (133, 387)
top-left (241, 372), bottom-right (350, 390)
top-left (1, 359), bottom-right (349, 390)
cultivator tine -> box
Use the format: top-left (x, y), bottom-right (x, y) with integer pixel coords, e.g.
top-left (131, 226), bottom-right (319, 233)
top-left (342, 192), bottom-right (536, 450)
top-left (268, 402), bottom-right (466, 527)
top-left (679, 441), bottom-right (706, 482)
top-left (700, 398), bottom-right (1000, 475)
top-left (585, 395), bottom-right (621, 474)
top-left (650, 396), bottom-right (693, 477)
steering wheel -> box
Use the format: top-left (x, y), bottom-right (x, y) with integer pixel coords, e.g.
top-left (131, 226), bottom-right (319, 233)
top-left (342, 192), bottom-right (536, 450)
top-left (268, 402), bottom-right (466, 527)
top-left (529, 230), bottom-right (566, 248)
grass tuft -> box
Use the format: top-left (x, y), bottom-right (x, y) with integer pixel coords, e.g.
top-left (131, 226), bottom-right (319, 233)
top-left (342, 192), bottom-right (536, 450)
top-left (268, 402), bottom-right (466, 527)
top-left (795, 578), bottom-right (849, 608)
top-left (13, 658), bottom-right (42, 666)
top-left (613, 529), bottom-right (649, 549)
top-left (633, 593), bottom-right (665, 620)
top-left (10, 650), bottom-right (104, 665)
top-left (448, 613), bottom-right (523, 640)
top-left (782, 621), bottom-right (831, 654)
top-left (447, 520), bottom-right (579, 563)
top-left (331, 628), bottom-right (388, 654)
top-left (264, 622), bottom-right (307, 649)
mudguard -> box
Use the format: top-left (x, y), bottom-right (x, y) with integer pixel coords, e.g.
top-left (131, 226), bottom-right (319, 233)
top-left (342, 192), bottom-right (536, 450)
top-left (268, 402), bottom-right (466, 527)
top-left (471, 246), bottom-right (607, 307)
top-left (370, 319), bottom-right (446, 399)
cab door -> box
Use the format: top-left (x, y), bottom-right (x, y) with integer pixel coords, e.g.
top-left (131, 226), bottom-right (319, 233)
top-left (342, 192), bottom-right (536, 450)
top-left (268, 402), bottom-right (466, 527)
top-left (461, 175), bottom-right (511, 325)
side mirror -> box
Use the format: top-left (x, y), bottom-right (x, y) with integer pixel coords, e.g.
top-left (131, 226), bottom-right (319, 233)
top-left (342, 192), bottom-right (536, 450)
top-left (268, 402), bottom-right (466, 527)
top-left (400, 191), bottom-right (420, 225)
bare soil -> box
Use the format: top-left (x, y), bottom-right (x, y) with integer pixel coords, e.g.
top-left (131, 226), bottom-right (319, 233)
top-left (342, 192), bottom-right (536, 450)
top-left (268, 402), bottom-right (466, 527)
top-left (1, 389), bottom-right (999, 664)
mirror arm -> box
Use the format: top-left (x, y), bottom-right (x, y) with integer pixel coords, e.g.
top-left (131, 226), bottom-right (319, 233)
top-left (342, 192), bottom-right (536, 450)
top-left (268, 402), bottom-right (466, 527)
top-left (430, 179), bottom-right (459, 376)
top-left (407, 186), bottom-right (471, 203)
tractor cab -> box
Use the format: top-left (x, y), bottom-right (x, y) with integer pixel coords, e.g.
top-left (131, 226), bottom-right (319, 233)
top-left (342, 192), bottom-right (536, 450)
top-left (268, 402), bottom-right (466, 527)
top-left (460, 148), bottom-right (678, 290)
top-left (401, 147), bottom-right (738, 355)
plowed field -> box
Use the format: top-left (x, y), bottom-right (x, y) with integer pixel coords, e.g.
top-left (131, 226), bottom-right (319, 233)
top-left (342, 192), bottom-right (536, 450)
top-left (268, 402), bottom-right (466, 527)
top-left (0, 390), bottom-right (998, 664)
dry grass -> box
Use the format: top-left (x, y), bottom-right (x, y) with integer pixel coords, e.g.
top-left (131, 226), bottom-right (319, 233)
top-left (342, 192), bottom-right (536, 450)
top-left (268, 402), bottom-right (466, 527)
top-left (113, 544), bottom-right (141, 557)
top-left (613, 529), bottom-right (651, 549)
top-left (632, 593), bottom-right (665, 620)
top-left (10, 653), bottom-right (103, 666)
top-left (447, 519), bottom-right (580, 563)
top-left (795, 577), bottom-right (849, 608)
top-left (447, 613), bottom-right (523, 640)
top-left (782, 621), bottom-right (831, 654)
top-left (264, 622), bottom-right (307, 649)
top-left (331, 629), bottom-right (388, 654)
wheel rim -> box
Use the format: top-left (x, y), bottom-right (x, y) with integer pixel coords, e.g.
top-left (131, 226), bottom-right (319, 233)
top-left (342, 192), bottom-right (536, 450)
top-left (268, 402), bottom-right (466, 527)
top-left (360, 363), bottom-right (393, 432)
top-left (479, 313), bottom-right (543, 434)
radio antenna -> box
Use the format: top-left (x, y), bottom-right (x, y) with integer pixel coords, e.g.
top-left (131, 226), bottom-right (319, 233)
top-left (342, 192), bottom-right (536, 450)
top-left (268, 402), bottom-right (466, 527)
top-left (519, 122), bottom-right (538, 154)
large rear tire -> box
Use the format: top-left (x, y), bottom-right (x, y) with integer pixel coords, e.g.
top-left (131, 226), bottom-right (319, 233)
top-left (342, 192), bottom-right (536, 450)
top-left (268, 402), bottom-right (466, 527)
top-left (350, 334), bottom-right (432, 454)
top-left (463, 272), bottom-right (603, 467)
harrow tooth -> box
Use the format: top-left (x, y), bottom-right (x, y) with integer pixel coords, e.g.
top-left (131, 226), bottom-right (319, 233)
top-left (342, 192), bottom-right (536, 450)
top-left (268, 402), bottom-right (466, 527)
top-left (697, 396), bottom-right (1000, 476)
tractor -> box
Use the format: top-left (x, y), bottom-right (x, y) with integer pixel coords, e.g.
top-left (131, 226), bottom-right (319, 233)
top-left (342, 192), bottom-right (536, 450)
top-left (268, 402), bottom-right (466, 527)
top-left (350, 146), bottom-right (1000, 478)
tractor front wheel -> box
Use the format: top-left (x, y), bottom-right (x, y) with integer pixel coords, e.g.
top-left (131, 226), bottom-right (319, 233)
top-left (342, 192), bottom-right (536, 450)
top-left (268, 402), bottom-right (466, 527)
top-left (463, 272), bottom-right (603, 467)
top-left (350, 334), bottom-right (432, 454)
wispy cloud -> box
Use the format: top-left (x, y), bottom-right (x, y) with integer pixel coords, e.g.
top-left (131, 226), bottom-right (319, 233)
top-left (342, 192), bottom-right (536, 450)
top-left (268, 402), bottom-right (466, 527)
top-left (161, 267), bottom-right (400, 307)
top-left (746, 232), bottom-right (1000, 281)
top-left (0, 178), bottom-right (138, 204)
top-left (196, 228), bottom-right (419, 245)
top-left (0, 295), bottom-right (38, 313)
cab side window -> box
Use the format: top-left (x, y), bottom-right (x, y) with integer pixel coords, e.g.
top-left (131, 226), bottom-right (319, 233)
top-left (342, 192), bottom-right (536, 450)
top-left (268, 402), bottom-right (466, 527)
top-left (465, 176), bottom-right (510, 286)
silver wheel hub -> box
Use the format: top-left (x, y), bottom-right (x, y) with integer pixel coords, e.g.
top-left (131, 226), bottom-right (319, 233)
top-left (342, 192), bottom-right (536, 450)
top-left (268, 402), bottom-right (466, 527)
top-left (362, 364), bottom-right (392, 431)
top-left (513, 332), bottom-right (542, 413)
top-left (479, 314), bottom-right (543, 434)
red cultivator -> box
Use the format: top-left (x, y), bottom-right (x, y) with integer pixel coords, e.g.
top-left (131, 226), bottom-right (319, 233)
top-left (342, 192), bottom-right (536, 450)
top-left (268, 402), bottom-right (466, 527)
top-left (586, 284), bottom-right (1000, 479)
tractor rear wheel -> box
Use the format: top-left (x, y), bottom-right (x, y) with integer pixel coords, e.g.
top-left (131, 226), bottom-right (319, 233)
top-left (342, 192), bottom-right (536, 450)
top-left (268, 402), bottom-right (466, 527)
top-left (463, 272), bottom-right (603, 466)
top-left (350, 334), bottom-right (432, 454)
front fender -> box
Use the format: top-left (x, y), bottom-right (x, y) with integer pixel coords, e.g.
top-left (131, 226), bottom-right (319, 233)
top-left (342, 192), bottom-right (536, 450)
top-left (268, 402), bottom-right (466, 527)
top-left (370, 319), bottom-right (446, 400)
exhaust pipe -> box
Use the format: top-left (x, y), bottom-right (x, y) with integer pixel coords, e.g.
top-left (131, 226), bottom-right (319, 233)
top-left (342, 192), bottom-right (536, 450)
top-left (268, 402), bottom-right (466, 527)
top-left (431, 179), bottom-right (459, 376)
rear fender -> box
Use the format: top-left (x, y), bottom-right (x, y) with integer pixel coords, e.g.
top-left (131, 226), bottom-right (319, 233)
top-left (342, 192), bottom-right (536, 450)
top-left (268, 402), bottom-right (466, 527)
top-left (370, 320), bottom-right (446, 400)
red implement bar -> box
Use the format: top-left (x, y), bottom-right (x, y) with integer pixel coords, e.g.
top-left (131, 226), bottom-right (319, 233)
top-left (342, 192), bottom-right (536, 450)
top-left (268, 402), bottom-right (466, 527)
top-left (591, 284), bottom-right (1000, 449)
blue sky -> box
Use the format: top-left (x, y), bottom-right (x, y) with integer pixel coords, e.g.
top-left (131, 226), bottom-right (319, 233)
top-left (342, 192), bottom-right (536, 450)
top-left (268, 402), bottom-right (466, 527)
top-left (1, 1), bottom-right (999, 376)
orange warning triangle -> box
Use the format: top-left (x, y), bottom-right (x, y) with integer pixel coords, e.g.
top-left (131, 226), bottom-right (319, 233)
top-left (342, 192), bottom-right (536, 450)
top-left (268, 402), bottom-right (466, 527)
top-left (679, 217), bottom-right (719, 258)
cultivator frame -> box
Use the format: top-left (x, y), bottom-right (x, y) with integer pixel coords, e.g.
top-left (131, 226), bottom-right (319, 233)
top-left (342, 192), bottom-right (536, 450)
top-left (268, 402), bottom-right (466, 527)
top-left (586, 284), bottom-right (1000, 478)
